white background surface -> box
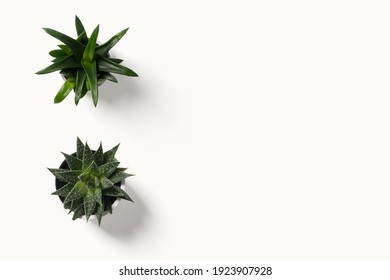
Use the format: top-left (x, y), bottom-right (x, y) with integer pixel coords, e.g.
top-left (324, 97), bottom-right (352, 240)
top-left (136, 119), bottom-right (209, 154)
top-left (1, 0), bottom-right (390, 259)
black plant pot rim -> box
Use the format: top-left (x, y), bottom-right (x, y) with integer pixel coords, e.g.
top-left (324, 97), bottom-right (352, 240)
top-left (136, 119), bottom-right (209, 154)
top-left (55, 151), bottom-right (124, 220)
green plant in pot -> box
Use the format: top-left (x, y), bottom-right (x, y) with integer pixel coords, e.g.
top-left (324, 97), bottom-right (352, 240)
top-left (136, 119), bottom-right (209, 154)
top-left (36, 16), bottom-right (138, 106)
top-left (49, 138), bottom-right (134, 225)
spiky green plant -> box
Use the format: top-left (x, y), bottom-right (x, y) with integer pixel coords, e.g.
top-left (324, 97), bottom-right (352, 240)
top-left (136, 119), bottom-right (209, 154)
top-left (49, 138), bottom-right (133, 225)
top-left (36, 16), bottom-right (138, 107)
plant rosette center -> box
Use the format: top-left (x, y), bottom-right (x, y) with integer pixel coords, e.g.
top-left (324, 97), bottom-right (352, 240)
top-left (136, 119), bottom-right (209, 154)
top-left (36, 16), bottom-right (138, 107)
top-left (49, 138), bottom-right (134, 225)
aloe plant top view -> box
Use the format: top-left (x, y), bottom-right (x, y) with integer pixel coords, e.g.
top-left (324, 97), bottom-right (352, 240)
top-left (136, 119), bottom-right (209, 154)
top-left (49, 138), bottom-right (133, 225)
top-left (36, 16), bottom-right (138, 106)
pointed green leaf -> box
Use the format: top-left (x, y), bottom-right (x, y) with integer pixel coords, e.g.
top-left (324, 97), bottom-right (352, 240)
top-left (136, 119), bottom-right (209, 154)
top-left (95, 203), bottom-right (104, 225)
top-left (43, 28), bottom-right (85, 60)
top-left (48, 168), bottom-right (68, 176)
top-left (54, 76), bottom-right (76, 103)
top-left (52, 182), bottom-right (74, 197)
top-left (103, 186), bottom-right (122, 198)
top-left (75, 69), bottom-right (86, 105)
top-left (69, 197), bottom-right (84, 212)
top-left (103, 144), bottom-right (119, 162)
top-left (93, 188), bottom-right (103, 205)
top-left (99, 72), bottom-right (118, 83)
top-left (108, 58), bottom-right (123, 64)
top-left (95, 28), bottom-right (129, 56)
top-left (109, 171), bottom-right (133, 184)
top-left (86, 161), bottom-right (100, 175)
top-left (75, 16), bottom-right (88, 43)
top-left (81, 59), bottom-right (98, 106)
top-left (99, 161), bottom-right (120, 177)
top-left (64, 181), bottom-right (88, 204)
top-left (76, 31), bottom-right (87, 43)
top-left (49, 49), bottom-right (67, 58)
top-left (83, 143), bottom-right (94, 168)
top-left (72, 205), bottom-right (85, 220)
top-left (93, 143), bottom-right (104, 165)
top-left (84, 190), bottom-right (97, 221)
top-left (97, 55), bottom-right (138, 77)
top-left (61, 152), bottom-right (82, 170)
top-left (58, 44), bottom-right (72, 55)
top-left (48, 169), bottom-right (81, 184)
top-left (36, 55), bottom-right (80, 74)
top-left (83, 25), bottom-right (99, 62)
top-left (76, 137), bottom-right (84, 158)
top-left (80, 82), bottom-right (88, 98)
top-left (100, 176), bottom-right (114, 189)
top-left (117, 187), bottom-right (133, 202)
top-left (64, 199), bottom-right (72, 209)
top-left (103, 186), bottom-right (132, 201)
top-left (97, 78), bottom-right (107, 86)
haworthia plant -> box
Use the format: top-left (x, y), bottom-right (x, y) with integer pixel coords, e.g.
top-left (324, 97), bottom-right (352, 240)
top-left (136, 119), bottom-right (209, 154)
top-left (49, 138), bottom-right (134, 225)
top-left (36, 16), bottom-right (138, 107)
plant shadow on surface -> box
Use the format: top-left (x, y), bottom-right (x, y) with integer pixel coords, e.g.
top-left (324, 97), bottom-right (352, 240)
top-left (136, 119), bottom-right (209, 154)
top-left (94, 184), bottom-right (149, 239)
top-left (98, 73), bottom-right (146, 110)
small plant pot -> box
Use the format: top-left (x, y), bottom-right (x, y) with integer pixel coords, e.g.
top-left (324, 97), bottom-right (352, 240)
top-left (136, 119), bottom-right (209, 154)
top-left (55, 152), bottom-right (124, 220)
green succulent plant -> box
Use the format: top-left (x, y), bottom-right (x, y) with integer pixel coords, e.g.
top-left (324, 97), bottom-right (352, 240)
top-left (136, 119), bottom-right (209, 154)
top-left (36, 16), bottom-right (138, 107)
top-left (49, 138), bottom-right (134, 225)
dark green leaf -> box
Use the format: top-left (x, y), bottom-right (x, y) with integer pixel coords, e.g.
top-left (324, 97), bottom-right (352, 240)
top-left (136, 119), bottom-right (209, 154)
top-left (58, 44), bottom-right (72, 55)
top-left (109, 171), bottom-right (133, 184)
top-left (93, 143), bottom-right (104, 165)
top-left (86, 161), bottom-right (100, 175)
top-left (103, 144), bottom-right (119, 162)
top-left (97, 55), bottom-right (138, 77)
top-left (95, 203), bottom-right (104, 225)
top-left (82, 143), bottom-right (94, 168)
top-left (76, 31), bottom-right (87, 44)
top-left (97, 78), bottom-right (106, 86)
top-left (76, 137), bottom-right (84, 158)
top-left (43, 28), bottom-right (85, 60)
top-left (36, 55), bottom-right (80, 74)
top-left (52, 182), bottom-right (74, 197)
top-left (81, 59), bottom-right (98, 106)
top-left (117, 187), bottom-right (133, 202)
top-left (54, 76), bottom-right (76, 103)
top-left (61, 152), bottom-right (82, 170)
top-left (80, 82), bottom-right (88, 98)
top-left (64, 199), bottom-right (72, 209)
top-left (69, 197), bottom-right (84, 212)
top-left (100, 176), bottom-right (114, 189)
top-left (72, 205), bottom-right (85, 220)
top-left (75, 69), bottom-right (86, 105)
top-left (99, 161), bottom-right (120, 177)
top-left (99, 72), bottom-right (118, 83)
top-left (108, 58), bottom-right (123, 64)
top-left (75, 16), bottom-right (88, 44)
top-left (83, 25), bottom-right (99, 62)
top-left (64, 181), bottom-right (88, 204)
top-left (103, 186), bottom-right (132, 202)
top-left (95, 28), bottom-right (129, 56)
top-left (48, 169), bottom-right (81, 184)
top-left (93, 188), bottom-right (103, 205)
top-left (49, 49), bottom-right (67, 58)
top-left (84, 190), bottom-right (97, 221)
top-left (103, 187), bottom-right (121, 197)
